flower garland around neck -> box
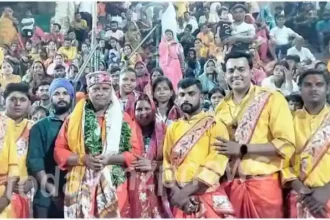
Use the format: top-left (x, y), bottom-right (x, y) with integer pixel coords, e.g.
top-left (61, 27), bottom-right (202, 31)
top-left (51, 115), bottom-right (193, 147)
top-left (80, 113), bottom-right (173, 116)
top-left (84, 100), bottom-right (132, 187)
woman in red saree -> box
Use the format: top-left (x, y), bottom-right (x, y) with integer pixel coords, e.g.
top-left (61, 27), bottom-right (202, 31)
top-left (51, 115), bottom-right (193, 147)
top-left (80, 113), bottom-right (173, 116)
top-left (117, 68), bottom-right (141, 118)
top-left (159, 29), bottom-right (184, 92)
top-left (152, 76), bottom-right (182, 124)
top-left (129, 94), bottom-right (172, 218)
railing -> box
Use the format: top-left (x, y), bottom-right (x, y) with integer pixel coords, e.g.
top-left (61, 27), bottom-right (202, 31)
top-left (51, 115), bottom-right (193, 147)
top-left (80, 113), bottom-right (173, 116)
top-left (73, 43), bottom-right (99, 84)
top-left (74, 23), bottom-right (161, 85)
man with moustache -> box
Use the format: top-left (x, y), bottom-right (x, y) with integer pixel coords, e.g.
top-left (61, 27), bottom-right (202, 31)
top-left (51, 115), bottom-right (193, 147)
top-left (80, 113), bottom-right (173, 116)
top-left (287, 70), bottom-right (330, 218)
top-left (162, 78), bottom-right (234, 218)
top-left (31, 81), bottom-right (51, 112)
top-left (53, 71), bottom-right (140, 218)
top-left (214, 51), bottom-right (295, 218)
top-left (27, 78), bottom-right (74, 218)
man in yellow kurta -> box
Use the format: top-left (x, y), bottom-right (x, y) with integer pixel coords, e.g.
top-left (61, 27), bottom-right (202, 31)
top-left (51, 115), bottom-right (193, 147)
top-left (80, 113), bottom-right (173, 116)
top-left (214, 51), bottom-right (295, 218)
top-left (0, 83), bottom-right (33, 218)
top-left (163, 78), bottom-right (234, 218)
top-left (287, 69), bottom-right (330, 218)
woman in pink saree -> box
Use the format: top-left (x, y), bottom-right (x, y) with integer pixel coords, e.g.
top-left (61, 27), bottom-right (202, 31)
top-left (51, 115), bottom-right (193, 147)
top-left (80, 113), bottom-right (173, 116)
top-left (159, 29), bottom-right (184, 91)
top-left (129, 94), bottom-right (172, 218)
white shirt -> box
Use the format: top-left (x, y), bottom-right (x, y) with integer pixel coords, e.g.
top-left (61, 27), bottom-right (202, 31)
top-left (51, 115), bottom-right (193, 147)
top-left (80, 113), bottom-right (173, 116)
top-left (287, 46), bottom-right (316, 62)
top-left (21, 18), bottom-right (35, 30)
top-left (79, 2), bottom-right (93, 14)
top-left (104, 30), bottom-right (124, 41)
top-left (231, 22), bottom-right (255, 38)
top-left (261, 75), bottom-right (299, 96)
top-left (270, 26), bottom-right (297, 46)
top-left (183, 17), bottom-right (198, 33)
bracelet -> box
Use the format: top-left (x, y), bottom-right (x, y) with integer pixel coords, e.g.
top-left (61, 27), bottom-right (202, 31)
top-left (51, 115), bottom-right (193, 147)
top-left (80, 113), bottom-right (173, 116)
top-left (240, 144), bottom-right (248, 157)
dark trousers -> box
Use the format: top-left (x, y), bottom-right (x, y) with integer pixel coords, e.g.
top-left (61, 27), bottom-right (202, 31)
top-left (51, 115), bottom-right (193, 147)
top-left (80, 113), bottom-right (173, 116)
top-left (33, 203), bottom-right (64, 218)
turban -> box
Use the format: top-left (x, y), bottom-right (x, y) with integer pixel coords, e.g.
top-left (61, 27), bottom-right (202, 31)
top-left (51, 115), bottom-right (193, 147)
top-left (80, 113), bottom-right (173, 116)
top-left (49, 78), bottom-right (75, 100)
top-left (86, 71), bottom-right (112, 88)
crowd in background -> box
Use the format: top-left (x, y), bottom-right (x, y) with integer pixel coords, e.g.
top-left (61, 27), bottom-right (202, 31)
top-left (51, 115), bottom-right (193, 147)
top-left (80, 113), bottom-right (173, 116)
top-left (0, 1), bottom-right (330, 218)
top-left (0, 2), bottom-right (330, 117)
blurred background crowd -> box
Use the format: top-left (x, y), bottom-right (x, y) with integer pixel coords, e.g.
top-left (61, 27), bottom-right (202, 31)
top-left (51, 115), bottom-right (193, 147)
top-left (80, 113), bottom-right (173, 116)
top-left (0, 1), bottom-right (330, 119)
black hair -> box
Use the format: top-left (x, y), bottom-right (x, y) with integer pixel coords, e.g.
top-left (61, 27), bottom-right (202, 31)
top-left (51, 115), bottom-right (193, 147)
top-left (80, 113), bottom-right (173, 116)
top-left (231, 4), bottom-right (248, 13)
top-left (54, 64), bottom-right (65, 70)
top-left (224, 51), bottom-right (253, 71)
top-left (53, 23), bottom-right (61, 30)
top-left (315, 61), bottom-right (326, 69)
top-left (165, 29), bottom-right (174, 35)
top-left (74, 12), bottom-right (81, 16)
top-left (110, 67), bottom-right (121, 74)
top-left (121, 67), bottom-right (137, 76)
top-left (285, 93), bottom-right (303, 105)
top-left (209, 87), bottom-right (226, 99)
top-left (152, 76), bottom-right (175, 115)
top-left (185, 24), bottom-right (193, 31)
top-left (110, 21), bottom-right (118, 25)
top-left (298, 69), bottom-right (329, 86)
top-left (177, 77), bottom-right (203, 92)
top-left (4, 83), bottom-right (30, 100)
top-left (151, 68), bottom-right (164, 80)
top-left (134, 93), bottom-right (152, 111)
top-left (273, 60), bottom-right (290, 71)
top-left (286, 55), bottom-right (300, 63)
top-left (36, 81), bottom-right (50, 90)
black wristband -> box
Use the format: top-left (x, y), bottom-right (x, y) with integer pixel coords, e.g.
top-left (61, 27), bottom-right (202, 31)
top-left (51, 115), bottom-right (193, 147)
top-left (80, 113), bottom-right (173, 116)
top-left (240, 144), bottom-right (248, 157)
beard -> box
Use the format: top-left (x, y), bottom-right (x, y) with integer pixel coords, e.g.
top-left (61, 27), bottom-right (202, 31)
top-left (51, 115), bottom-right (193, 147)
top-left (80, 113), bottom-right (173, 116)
top-left (53, 100), bottom-right (71, 115)
top-left (180, 101), bottom-right (200, 114)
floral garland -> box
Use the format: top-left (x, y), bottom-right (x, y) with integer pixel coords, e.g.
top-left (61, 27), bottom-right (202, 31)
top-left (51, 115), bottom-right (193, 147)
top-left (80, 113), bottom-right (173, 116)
top-left (84, 100), bottom-right (132, 187)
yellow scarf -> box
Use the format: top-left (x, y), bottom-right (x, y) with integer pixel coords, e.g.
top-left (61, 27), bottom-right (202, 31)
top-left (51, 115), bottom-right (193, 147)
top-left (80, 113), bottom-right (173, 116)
top-left (65, 99), bottom-right (107, 200)
top-left (0, 115), bottom-right (19, 218)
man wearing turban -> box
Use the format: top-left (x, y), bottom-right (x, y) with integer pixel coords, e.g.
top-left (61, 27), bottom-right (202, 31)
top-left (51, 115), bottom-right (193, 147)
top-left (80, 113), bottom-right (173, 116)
top-left (54, 71), bottom-right (141, 218)
top-left (27, 78), bottom-right (74, 218)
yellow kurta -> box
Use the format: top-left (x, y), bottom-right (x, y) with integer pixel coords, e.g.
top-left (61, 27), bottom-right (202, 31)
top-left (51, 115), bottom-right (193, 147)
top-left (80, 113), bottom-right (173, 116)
top-left (12, 119), bottom-right (33, 182)
top-left (215, 85), bottom-right (296, 184)
top-left (293, 106), bottom-right (330, 188)
top-left (163, 112), bottom-right (229, 186)
top-left (0, 114), bottom-right (19, 218)
top-left (58, 46), bottom-right (77, 61)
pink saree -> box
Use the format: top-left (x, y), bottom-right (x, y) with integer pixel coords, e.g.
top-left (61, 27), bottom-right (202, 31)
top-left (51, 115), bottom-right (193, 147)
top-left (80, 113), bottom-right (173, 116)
top-left (159, 37), bottom-right (183, 91)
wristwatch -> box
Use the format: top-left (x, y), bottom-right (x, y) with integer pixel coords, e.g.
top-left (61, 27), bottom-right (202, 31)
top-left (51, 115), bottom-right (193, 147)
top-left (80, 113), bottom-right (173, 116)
top-left (240, 144), bottom-right (248, 157)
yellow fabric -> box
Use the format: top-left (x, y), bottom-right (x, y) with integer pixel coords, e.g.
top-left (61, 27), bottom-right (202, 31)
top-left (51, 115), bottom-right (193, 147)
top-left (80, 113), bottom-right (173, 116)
top-left (215, 85), bottom-right (296, 184)
top-left (0, 15), bottom-right (18, 46)
top-left (71, 19), bottom-right (88, 29)
top-left (163, 112), bottom-right (229, 186)
top-left (12, 119), bottom-right (31, 182)
top-left (65, 99), bottom-right (87, 196)
top-left (0, 115), bottom-right (19, 218)
top-left (174, 2), bottom-right (187, 18)
top-left (0, 74), bottom-right (21, 90)
top-left (293, 106), bottom-right (330, 188)
top-left (0, 47), bottom-right (4, 66)
top-left (196, 46), bottom-right (209, 59)
top-left (58, 46), bottom-right (77, 61)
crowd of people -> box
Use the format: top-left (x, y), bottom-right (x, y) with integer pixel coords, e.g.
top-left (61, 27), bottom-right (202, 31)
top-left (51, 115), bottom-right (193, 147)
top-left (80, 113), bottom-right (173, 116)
top-left (0, 1), bottom-right (329, 219)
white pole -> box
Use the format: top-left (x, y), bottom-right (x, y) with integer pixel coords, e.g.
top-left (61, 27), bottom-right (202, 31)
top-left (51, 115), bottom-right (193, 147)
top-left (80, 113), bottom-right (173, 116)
top-left (91, 2), bottom-right (97, 47)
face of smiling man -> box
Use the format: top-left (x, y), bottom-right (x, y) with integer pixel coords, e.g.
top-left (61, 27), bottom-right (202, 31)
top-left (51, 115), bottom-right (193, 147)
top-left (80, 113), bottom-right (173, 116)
top-left (225, 57), bottom-right (252, 93)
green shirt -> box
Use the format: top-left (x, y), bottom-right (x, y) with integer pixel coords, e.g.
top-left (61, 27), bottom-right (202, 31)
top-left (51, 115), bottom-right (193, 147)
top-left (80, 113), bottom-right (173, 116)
top-left (27, 114), bottom-right (66, 208)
